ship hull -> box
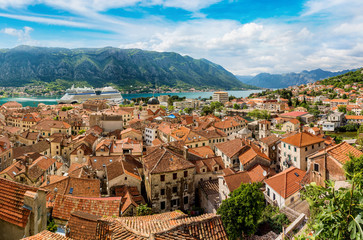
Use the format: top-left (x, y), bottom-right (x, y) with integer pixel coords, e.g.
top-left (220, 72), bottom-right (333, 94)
top-left (57, 93), bottom-right (123, 104)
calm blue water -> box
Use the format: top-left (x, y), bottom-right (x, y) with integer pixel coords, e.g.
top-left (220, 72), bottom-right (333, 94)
top-left (0, 90), bottom-right (263, 107)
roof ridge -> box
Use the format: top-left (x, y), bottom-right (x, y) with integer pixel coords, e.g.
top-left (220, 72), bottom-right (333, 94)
top-left (150, 149), bottom-right (167, 173)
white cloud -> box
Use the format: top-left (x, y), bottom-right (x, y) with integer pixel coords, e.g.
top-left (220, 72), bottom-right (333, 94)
top-left (1, 26), bottom-right (33, 42)
top-left (0, 13), bottom-right (94, 28)
top-left (0, 0), bottom-right (33, 9)
top-left (1, 0), bottom-right (363, 75)
top-left (0, 0), bottom-right (221, 12)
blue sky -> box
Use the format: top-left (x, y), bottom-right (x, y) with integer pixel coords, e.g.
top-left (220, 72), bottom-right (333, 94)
top-left (0, 0), bottom-right (362, 75)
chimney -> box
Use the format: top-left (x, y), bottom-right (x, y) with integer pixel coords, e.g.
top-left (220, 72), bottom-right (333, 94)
top-left (183, 145), bottom-right (189, 160)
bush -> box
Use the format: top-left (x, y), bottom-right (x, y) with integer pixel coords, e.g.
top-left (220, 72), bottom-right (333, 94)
top-left (47, 218), bottom-right (58, 232)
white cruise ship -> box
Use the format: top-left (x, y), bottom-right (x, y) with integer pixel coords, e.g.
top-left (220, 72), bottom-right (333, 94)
top-left (57, 85), bottom-right (123, 104)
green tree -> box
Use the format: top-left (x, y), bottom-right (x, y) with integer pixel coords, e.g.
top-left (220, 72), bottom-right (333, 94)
top-left (184, 107), bottom-right (193, 114)
top-left (229, 95), bottom-right (237, 101)
top-left (233, 103), bottom-right (240, 110)
top-left (47, 218), bottom-right (58, 232)
top-left (301, 178), bottom-right (363, 240)
top-left (78, 129), bottom-right (86, 135)
top-left (347, 111), bottom-right (356, 115)
top-left (338, 105), bottom-right (347, 113)
top-left (168, 105), bottom-right (174, 111)
top-left (248, 109), bottom-right (271, 120)
top-left (201, 106), bottom-right (213, 116)
top-left (344, 155), bottom-right (363, 185)
top-left (334, 135), bottom-right (343, 144)
top-left (136, 204), bottom-right (152, 216)
top-left (210, 101), bottom-right (224, 112)
top-left (217, 183), bottom-right (265, 239)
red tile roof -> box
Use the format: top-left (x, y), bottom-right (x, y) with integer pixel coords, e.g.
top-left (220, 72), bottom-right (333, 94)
top-left (0, 178), bottom-right (40, 228)
top-left (281, 132), bottom-right (324, 147)
top-left (143, 145), bottom-right (195, 174)
top-left (101, 212), bottom-right (227, 240)
top-left (215, 138), bottom-right (244, 158)
top-left (41, 176), bottom-right (100, 198)
top-left (309, 142), bottom-right (363, 164)
top-left (23, 230), bottom-right (71, 240)
top-left (67, 211), bottom-right (99, 240)
top-left (264, 167), bottom-right (305, 199)
top-left (280, 111), bottom-right (308, 117)
top-left (53, 194), bottom-right (122, 221)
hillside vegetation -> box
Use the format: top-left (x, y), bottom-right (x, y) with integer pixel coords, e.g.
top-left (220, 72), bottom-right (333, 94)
top-left (319, 68), bottom-right (363, 88)
top-left (0, 45), bottom-right (257, 90)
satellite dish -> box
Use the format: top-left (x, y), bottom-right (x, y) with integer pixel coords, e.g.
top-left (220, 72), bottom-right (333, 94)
top-left (262, 171), bottom-right (267, 177)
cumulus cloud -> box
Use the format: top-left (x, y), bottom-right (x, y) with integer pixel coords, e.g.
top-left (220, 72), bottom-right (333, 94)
top-left (1, 26), bottom-right (34, 43)
top-left (1, 0), bottom-right (363, 75)
top-left (0, 0), bottom-right (221, 12)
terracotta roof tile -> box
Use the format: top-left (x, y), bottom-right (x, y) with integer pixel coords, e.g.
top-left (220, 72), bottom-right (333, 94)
top-left (281, 132), bottom-right (324, 147)
top-left (309, 142), bottom-right (363, 164)
top-left (23, 230), bottom-right (71, 240)
top-left (53, 194), bottom-right (122, 221)
top-left (188, 146), bottom-right (215, 158)
top-left (143, 145), bottom-right (195, 174)
top-left (223, 171), bottom-right (252, 192)
top-left (67, 211), bottom-right (100, 240)
top-left (100, 211), bottom-right (227, 240)
top-left (215, 138), bottom-right (244, 158)
top-left (0, 178), bottom-right (39, 228)
top-left (264, 167), bottom-right (305, 199)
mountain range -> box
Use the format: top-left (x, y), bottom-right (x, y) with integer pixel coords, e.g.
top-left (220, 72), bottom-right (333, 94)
top-left (0, 45), bottom-right (255, 90)
top-left (237, 68), bottom-right (356, 89)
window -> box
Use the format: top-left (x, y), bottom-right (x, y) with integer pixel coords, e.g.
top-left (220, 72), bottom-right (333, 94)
top-left (172, 186), bottom-right (178, 193)
top-left (160, 175), bottom-right (165, 182)
top-left (267, 188), bottom-right (270, 196)
top-left (312, 145), bottom-right (314, 149)
top-left (160, 201), bottom-right (166, 210)
top-left (288, 145), bottom-right (290, 150)
top-left (294, 147), bottom-right (296, 152)
top-left (273, 193), bottom-right (276, 201)
top-left (305, 147), bottom-right (308, 151)
top-left (314, 163), bottom-right (320, 172)
top-left (294, 157), bottom-right (297, 162)
top-left (214, 167), bottom-right (218, 172)
top-left (171, 198), bottom-right (179, 207)
top-left (184, 196), bottom-right (189, 205)
top-left (284, 143), bottom-right (286, 148)
top-left (173, 173), bottom-right (177, 180)
top-left (184, 171), bottom-right (188, 177)
top-left (184, 183), bottom-right (188, 191)
top-left (161, 189), bottom-right (165, 196)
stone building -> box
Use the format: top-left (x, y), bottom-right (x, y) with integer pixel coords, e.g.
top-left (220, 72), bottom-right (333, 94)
top-left (143, 143), bottom-right (196, 213)
top-left (278, 132), bottom-right (325, 171)
top-left (0, 178), bottom-right (47, 240)
top-left (306, 142), bottom-right (362, 187)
